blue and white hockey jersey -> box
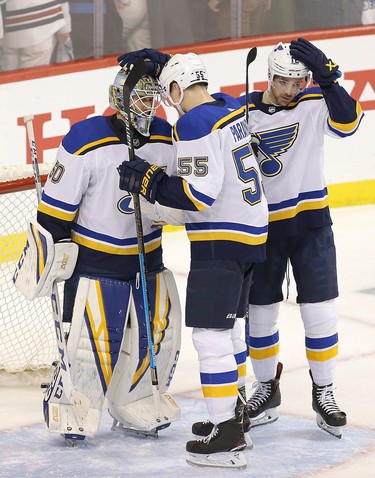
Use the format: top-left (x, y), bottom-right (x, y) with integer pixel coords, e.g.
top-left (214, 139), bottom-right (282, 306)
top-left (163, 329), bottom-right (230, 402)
top-left (155, 93), bottom-right (269, 263)
top-left (238, 83), bottom-right (364, 238)
top-left (37, 114), bottom-right (174, 278)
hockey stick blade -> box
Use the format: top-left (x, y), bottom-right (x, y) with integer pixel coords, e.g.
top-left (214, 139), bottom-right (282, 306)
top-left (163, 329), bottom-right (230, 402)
top-left (246, 47), bottom-right (257, 67)
top-left (123, 59), bottom-right (149, 107)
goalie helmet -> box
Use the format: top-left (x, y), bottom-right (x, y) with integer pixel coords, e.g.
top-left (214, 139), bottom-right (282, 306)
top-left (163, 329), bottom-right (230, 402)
top-left (268, 42), bottom-right (311, 87)
top-left (109, 68), bottom-right (161, 137)
top-left (159, 53), bottom-right (208, 110)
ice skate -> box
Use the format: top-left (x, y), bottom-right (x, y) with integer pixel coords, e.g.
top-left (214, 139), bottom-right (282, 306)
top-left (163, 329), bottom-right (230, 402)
top-left (191, 386), bottom-right (252, 448)
top-left (246, 362), bottom-right (282, 427)
top-left (310, 371), bottom-right (346, 439)
top-left (111, 418), bottom-right (168, 438)
top-left (186, 418), bottom-right (247, 469)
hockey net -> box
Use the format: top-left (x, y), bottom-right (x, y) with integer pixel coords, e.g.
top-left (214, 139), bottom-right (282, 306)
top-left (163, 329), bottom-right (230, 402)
top-left (0, 164), bottom-right (59, 379)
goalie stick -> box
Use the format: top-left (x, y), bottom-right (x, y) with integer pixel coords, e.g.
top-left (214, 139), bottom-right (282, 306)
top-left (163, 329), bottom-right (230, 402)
top-left (23, 115), bottom-right (90, 421)
top-left (121, 60), bottom-right (163, 424)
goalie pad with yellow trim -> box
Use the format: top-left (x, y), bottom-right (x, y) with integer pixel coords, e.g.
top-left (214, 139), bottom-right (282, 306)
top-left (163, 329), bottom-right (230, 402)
top-left (43, 276), bottom-right (132, 440)
top-left (43, 269), bottom-right (182, 440)
top-left (13, 218), bottom-right (78, 300)
top-left (106, 268), bottom-right (182, 433)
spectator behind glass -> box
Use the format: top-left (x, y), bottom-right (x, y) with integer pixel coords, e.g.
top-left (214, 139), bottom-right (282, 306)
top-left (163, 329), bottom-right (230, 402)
top-left (113, 0), bottom-right (151, 51)
top-left (69, 0), bottom-right (123, 60)
top-left (1, 0), bottom-right (71, 71)
top-left (208, 0), bottom-right (271, 37)
top-left (294, 0), bottom-right (363, 30)
top-left (362, 0), bottom-right (375, 23)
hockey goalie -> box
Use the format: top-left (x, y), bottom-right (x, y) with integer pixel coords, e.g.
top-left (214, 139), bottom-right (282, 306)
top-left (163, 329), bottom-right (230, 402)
top-left (13, 65), bottom-right (185, 445)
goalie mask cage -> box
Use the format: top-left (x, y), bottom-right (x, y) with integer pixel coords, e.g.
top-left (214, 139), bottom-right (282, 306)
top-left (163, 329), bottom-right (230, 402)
top-left (0, 164), bottom-right (59, 373)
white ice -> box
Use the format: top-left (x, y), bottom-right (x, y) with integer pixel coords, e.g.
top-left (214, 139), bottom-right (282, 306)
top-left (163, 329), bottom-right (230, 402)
top-left (0, 205), bottom-right (374, 478)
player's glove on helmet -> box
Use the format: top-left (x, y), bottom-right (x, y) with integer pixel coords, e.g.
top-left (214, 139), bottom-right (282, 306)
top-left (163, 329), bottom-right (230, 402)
top-left (118, 156), bottom-right (167, 203)
top-left (117, 48), bottom-right (171, 78)
top-left (290, 38), bottom-right (341, 86)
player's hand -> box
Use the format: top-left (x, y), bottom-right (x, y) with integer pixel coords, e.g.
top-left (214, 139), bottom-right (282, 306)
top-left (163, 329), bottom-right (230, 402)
top-left (117, 48), bottom-right (171, 78)
top-left (118, 156), bottom-right (166, 203)
top-left (290, 38), bottom-right (341, 86)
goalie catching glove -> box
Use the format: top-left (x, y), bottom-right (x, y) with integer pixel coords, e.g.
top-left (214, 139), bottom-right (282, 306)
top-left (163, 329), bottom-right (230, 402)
top-left (13, 219), bottom-right (78, 300)
top-left (290, 38), bottom-right (341, 86)
top-left (117, 48), bottom-right (171, 78)
top-left (118, 157), bottom-right (167, 204)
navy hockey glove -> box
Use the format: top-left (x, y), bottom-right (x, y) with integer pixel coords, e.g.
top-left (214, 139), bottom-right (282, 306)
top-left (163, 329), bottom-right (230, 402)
top-left (290, 38), bottom-right (341, 86)
top-left (250, 133), bottom-right (261, 158)
top-left (117, 48), bottom-right (171, 78)
top-left (118, 156), bottom-right (166, 203)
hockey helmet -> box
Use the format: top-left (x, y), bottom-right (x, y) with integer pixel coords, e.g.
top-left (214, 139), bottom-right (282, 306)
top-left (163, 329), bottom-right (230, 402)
top-left (159, 53), bottom-right (208, 109)
top-left (268, 42), bottom-right (311, 87)
top-left (109, 68), bottom-right (161, 137)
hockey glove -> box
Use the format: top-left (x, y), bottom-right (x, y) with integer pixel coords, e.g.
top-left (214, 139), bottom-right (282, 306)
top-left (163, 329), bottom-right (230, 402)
top-left (117, 48), bottom-right (171, 78)
top-left (250, 133), bottom-right (261, 158)
top-left (290, 38), bottom-right (341, 86)
top-left (118, 156), bottom-right (167, 203)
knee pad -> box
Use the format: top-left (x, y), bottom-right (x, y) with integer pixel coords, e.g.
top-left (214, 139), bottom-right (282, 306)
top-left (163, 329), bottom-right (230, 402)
top-left (300, 299), bottom-right (337, 337)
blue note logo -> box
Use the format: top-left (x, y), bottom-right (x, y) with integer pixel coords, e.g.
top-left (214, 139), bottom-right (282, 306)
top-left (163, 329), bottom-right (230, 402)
top-left (256, 123), bottom-right (299, 176)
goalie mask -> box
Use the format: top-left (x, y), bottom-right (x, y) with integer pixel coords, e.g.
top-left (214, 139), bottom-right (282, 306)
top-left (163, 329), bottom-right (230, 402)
top-left (109, 68), bottom-right (161, 137)
top-left (268, 42), bottom-right (311, 90)
top-left (159, 53), bottom-right (208, 113)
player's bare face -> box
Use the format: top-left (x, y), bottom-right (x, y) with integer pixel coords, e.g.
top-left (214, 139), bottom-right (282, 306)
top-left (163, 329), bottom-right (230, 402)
top-left (269, 77), bottom-right (303, 106)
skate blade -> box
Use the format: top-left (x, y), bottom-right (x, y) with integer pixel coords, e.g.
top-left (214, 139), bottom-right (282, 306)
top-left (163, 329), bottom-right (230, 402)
top-left (186, 451), bottom-right (247, 469)
top-left (245, 432), bottom-right (254, 450)
top-left (316, 414), bottom-right (343, 439)
top-left (63, 434), bottom-right (85, 447)
top-left (249, 407), bottom-right (279, 427)
top-left (111, 419), bottom-right (159, 438)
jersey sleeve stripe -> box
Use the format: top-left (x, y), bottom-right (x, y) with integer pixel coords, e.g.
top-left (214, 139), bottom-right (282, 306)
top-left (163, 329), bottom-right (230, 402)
top-left (182, 181), bottom-right (212, 210)
top-left (37, 203), bottom-right (77, 221)
top-left (328, 101), bottom-right (364, 135)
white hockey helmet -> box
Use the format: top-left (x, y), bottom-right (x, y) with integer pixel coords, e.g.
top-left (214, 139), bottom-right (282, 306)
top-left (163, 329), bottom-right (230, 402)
top-left (159, 53), bottom-right (208, 109)
top-left (268, 42), bottom-right (311, 87)
top-left (109, 68), bottom-right (161, 137)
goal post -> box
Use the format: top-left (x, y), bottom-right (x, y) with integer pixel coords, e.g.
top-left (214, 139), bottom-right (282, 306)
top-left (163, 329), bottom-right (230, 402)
top-left (0, 164), bottom-right (58, 373)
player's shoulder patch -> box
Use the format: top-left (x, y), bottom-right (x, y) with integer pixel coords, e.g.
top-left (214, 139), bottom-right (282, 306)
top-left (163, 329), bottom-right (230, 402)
top-left (148, 116), bottom-right (173, 145)
top-left (173, 94), bottom-right (245, 142)
top-left (289, 86), bottom-right (323, 107)
top-left (62, 116), bottom-right (122, 155)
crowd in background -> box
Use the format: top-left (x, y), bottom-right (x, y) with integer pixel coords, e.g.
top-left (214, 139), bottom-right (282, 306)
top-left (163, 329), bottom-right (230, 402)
top-left (0, 0), bottom-right (374, 72)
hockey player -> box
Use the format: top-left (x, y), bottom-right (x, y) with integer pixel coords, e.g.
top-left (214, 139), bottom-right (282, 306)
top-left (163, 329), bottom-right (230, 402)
top-left (13, 66), bottom-right (182, 444)
top-left (238, 39), bottom-right (364, 438)
top-left (117, 52), bottom-right (269, 469)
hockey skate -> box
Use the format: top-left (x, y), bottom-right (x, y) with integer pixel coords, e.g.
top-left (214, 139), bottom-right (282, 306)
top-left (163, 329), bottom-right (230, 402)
top-left (246, 362), bottom-right (283, 427)
top-left (191, 386), bottom-right (253, 448)
top-left (110, 418), bottom-right (166, 439)
top-left (186, 419), bottom-right (247, 469)
top-left (310, 371), bottom-right (347, 439)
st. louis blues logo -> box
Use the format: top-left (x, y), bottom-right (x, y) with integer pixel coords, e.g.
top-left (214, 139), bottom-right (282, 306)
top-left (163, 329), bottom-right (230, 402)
top-left (256, 123), bottom-right (299, 176)
top-left (117, 194), bottom-right (133, 214)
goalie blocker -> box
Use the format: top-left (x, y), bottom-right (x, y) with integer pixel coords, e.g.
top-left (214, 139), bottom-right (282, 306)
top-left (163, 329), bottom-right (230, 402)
top-left (43, 269), bottom-right (181, 441)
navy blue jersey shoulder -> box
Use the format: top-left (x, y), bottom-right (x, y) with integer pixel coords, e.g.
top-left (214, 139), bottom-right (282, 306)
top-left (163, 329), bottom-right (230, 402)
top-left (173, 93), bottom-right (244, 141)
top-left (149, 115), bottom-right (172, 141)
top-left (62, 116), bottom-right (120, 155)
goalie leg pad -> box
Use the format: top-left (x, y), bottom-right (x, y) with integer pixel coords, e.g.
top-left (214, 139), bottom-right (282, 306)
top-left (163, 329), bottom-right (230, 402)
top-left (107, 268), bottom-right (182, 431)
top-left (43, 276), bottom-right (132, 438)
